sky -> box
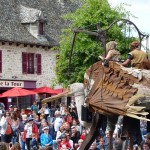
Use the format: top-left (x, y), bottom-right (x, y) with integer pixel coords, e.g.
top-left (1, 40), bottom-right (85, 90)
top-left (108, 0), bottom-right (150, 34)
top-left (108, 0), bottom-right (150, 49)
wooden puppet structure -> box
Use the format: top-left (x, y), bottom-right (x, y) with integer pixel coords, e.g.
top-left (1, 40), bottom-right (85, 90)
top-left (42, 19), bottom-right (150, 150)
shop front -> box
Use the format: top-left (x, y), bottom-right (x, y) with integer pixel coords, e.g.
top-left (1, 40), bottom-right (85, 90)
top-left (0, 79), bottom-right (36, 110)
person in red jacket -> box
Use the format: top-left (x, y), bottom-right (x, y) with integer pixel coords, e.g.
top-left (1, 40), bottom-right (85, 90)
top-left (58, 134), bottom-right (72, 150)
top-left (22, 117), bottom-right (38, 150)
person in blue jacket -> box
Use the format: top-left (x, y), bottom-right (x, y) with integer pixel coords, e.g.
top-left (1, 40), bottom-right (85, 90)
top-left (40, 126), bottom-right (53, 147)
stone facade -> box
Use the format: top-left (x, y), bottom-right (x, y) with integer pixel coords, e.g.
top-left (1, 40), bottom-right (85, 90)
top-left (0, 0), bottom-right (80, 46)
top-left (0, 42), bottom-right (59, 88)
top-left (0, 0), bottom-right (80, 88)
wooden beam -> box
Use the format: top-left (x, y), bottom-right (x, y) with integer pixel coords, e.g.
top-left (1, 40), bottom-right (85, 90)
top-left (24, 44), bottom-right (27, 47)
top-left (79, 113), bottom-right (102, 150)
top-left (8, 42), bottom-right (13, 45)
top-left (16, 43), bottom-right (21, 46)
top-left (2, 42), bottom-right (5, 45)
top-left (36, 45), bottom-right (40, 48)
top-left (73, 29), bottom-right (99, 36)
top-left (30, 45), bottom-right (34, 48)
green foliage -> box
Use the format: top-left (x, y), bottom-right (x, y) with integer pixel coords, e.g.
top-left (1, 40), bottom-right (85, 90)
top-left (56, 0), bottom-right (133, 86)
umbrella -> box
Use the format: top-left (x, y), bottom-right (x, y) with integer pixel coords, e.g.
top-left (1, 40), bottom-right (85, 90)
top-left (33, 86), bottom-right (62, 94)
top-left (0, 87), bottom-right (37, 106)
top-left (0, 87), bottom-right (37, 97)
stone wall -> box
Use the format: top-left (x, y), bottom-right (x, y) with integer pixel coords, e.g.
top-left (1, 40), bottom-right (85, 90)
top-left (0, 42), bottom-right (59, 88)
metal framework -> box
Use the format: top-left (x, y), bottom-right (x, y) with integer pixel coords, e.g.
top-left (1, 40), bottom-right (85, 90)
top-left (68, 19), bottom-right (149, 74)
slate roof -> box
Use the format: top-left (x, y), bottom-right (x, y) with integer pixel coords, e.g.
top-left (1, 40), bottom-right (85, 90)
top-left (0, 0), bottom-right (80, 47)
top-left (20, 5), bottom-right (42, 23)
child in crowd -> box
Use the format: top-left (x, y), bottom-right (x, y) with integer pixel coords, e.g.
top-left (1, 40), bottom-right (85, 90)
top-left (31, 133), bottom-right (38, 150)
top-left (58, 134), bottom-right (72, 150)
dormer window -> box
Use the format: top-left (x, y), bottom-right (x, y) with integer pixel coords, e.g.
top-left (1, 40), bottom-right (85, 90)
top-left (20, 5), bottom-right (47, 38)
top-left (38, 22), bottom-right (45, 35)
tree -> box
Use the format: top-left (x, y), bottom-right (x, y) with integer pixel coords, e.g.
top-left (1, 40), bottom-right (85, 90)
top-left (56, 0), bottom-right (131, 86)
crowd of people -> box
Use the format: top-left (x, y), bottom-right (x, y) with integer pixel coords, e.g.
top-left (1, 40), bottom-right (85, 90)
top-left (0, 99), bottom-right (149, 150)
top-left (0, 40), bottom-right (149, 150)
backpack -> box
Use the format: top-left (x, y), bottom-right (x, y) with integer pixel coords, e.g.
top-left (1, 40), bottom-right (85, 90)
top-left (5, 120), bottom-right (13, 135)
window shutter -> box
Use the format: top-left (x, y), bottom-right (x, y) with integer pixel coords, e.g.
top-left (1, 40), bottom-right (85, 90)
top-left (36, 54), bottom-right (42, 74)
top-left (22, 52), bottom-right (28, 74)
top-left (0, 51), bottom-right (2, 73)
top-left (28, 53), bottom-right (34, 74)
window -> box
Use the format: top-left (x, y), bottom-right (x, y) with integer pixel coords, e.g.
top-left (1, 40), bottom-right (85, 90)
top-left (0, 51), bottom-right (2, 73)
top-left (38, 22), bottom-right (45, 35)
top-left (22, 52), bottom-right (41, 74)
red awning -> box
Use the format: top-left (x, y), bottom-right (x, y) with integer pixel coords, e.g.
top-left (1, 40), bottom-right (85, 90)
top-left (33, 86), bottom-right (62, 95)
top-left (0, 87), bottom-right (37, 97)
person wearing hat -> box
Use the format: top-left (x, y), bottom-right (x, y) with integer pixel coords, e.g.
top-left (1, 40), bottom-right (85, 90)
top-left (22, 116), bottom-right (38, 150)
top-left (40, 126), bottom-right (53, 148)
top-left (122, 41), bottom-right (149, 69)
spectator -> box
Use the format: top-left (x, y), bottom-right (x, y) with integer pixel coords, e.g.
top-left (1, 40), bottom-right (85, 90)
top-left (39, 103), bottom-right (51, 119)
top-left (50, 105), bottom-right (56, 118)
top-left (0, 142), bottom-right (7, 150)
top-left (10, 112), bottom-right (20, 144)
top-left (40, 113), bottom-right (46, 121)
top-left (141, 133), bottom-right (150, 150)
top-left (10, 142), bottom-right (21, 150)
top-left (113, 138), bottom-right (123, 150)
top-left (31, 133), bottom-right (38, 150)
top-left (65, 132), bottom-right (74, 150)
top-left (0, 105), bottom-right (5, 119)
top-left (39, 120), bottom-right (54, 140)
top-left (89, 142), bottom-right (99, 150)
top-left (54, 111), bottom-right (63, 136)
top-left (56, 125), bottom-right (65, 140)
top-left (70, 107), bottom-right (78, 120)
top-left (14, 105), bottom-right (21, 120)
top-left (9, 105), bottom-right (14, 113)
top-left (63, 122), bottom-right (70, 133)
top-left (22, 117), bottom-right (38, 150)
top-left (97, 137), bottom-right (106, 150)
top-left (143, 142), bottom-right (150, 150)
top-left (31, 102), bottom-right (39, 115)
top-left (0, 112), bottom-right (12, 145)
top-left (71, 119), bottom-right (81, 133)
top-left (80, 129), bottom-right (87, 140)
top-left (18, 114), bottom-right (28, 150)
top-left (45, 146), bottom-right (53, 150)
top-left (103, 130), bottom-right (110, 150)
top-left (34, 114), bottom-right (41, 128)
top-left (58, 134), bottom-right (71, 150)
top-left (70, 126), bottom-right (80, 149)
top-left (141, 120), bottom-right (147, 140)
top-left (40, 126), bottom-right (53, 147)
top-left (20, 109), bottom-right (26, 116)
top-left (77, 139), bottom-right (83, 150)
top-left (69, 99), bottom-right (76, 111)
top-left (60, 103), bottom-right (66, 117)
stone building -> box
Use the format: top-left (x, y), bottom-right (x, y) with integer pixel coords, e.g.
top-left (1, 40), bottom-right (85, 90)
top-left (0, 0), bottom-right (79, 109)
